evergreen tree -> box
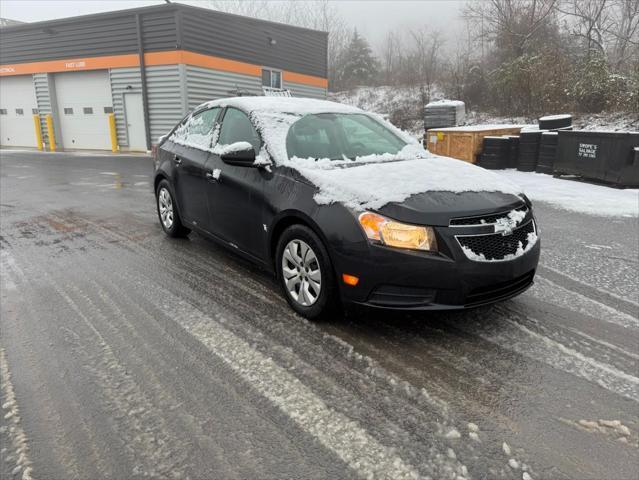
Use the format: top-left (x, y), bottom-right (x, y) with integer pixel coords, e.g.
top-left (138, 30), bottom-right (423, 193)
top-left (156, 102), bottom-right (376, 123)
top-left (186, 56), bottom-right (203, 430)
top-left (339, 30), bottom-right (379, 89)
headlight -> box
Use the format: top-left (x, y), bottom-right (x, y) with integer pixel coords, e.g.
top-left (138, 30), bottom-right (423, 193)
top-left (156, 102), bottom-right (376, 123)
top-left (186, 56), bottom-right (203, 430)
top-left (358, 212), bottom-right (438, 252)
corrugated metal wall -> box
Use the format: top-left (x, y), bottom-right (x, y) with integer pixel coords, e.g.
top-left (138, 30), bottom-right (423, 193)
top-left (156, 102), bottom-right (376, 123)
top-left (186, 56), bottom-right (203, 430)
top-left (0, 15), bottom-right (139, 64)
top-left (146, 65), bottom-right (184, 144)
top-left (140, 10), bottom-right (178, 52)
top-left (109, 67), bottom-right (143, 147)
top-left (181, 8), bottom-right (327, 78)
top-left (185, 65), bottom-right (262, 111)
top-left (285, 81), bottom-right (327, 100)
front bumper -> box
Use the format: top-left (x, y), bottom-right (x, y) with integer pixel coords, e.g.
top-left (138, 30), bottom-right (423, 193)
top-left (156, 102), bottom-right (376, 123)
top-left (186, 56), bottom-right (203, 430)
top-left (330, 221), bottom-right (540, 310)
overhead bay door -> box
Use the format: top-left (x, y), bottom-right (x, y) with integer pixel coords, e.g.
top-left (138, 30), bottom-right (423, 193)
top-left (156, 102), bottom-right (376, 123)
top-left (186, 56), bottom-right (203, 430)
top-left (0, 75), bottom-right (38, 148)
top-left (55, 70), bottom-right (113, 150)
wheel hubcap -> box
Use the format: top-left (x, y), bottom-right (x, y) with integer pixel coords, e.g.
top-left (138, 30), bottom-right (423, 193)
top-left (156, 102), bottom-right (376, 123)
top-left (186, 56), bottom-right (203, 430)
top-left (282, 239), bottom-right (321, 307)
top-left (158, 188), bottom-right (174, 229)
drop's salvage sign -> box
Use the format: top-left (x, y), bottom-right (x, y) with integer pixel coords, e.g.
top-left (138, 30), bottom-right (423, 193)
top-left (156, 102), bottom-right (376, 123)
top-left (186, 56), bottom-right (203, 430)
top-left (578, 143), bottom-right (598, 159)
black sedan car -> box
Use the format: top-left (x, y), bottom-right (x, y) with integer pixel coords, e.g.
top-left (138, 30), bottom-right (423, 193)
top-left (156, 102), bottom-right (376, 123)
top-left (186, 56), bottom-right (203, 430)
top-left (154, 97), bottom-right (540, 320)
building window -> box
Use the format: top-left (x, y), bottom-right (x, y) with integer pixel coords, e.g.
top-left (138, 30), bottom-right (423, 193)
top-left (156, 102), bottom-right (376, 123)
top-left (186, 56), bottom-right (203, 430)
top-left (103, 107), bottom-right (113, 114)
top-left (15, 108), bottom-right (24, 115)
top-left (262, 68), bottom-right (282, 89)
top-left (83, 107), bottom-right (93, 114)
top-left (64, 108), bottom-right (73, 115)
top-left (32, 108), bottom-right (38, 114)
top-left (0, 109), bottom-right (7, 115)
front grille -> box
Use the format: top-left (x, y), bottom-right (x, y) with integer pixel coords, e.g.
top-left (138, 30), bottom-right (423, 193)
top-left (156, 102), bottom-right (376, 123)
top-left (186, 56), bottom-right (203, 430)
top-left (457, 220), bottom-right (536, 261)
top-left (450, 206), bottom-right (528, 226)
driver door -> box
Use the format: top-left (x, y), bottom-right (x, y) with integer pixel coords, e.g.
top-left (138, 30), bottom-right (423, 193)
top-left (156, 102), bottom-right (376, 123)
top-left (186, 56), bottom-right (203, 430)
top-left (204, 107), bottom-right (267, 260)
top-left (169, 107), bottom-right (220, 229)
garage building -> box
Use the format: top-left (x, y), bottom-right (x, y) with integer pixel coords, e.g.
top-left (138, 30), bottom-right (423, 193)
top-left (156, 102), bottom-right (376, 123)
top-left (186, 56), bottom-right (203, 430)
top-left (0, 3), bottom-right (328, 151)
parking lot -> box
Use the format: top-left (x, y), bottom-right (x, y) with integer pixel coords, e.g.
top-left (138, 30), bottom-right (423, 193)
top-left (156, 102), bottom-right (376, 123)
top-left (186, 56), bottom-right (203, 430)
top-left (1, 150), bottom-right (638, 480)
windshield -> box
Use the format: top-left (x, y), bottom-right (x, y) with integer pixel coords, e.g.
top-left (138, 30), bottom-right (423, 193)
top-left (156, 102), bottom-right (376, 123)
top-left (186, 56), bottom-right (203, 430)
top-left (286, 113), bottom-right (407, 161)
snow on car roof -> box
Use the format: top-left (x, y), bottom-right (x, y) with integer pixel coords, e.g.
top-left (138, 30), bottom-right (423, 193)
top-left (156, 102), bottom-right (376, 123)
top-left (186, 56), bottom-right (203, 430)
top-left (200, 96), bottom-right (361, 115)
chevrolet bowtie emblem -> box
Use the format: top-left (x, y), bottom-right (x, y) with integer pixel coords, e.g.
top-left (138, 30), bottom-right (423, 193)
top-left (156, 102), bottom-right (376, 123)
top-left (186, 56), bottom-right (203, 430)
top-left (494, 217), bottom-right (516, 236)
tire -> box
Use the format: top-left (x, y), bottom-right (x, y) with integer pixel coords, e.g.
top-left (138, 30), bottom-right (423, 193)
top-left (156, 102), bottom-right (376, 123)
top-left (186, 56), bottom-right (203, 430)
top-left (156, 179), bottom-right (190, 238)
top-left (276, 224), bottom-right (339, 320)
top-left (538, 114), bottom-right (572, 130)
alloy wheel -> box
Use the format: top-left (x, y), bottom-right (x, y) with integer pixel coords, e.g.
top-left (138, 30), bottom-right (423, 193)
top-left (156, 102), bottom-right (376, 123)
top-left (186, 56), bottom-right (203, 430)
top-left (281, 239), bottom-right (322, 306)
top-left (158, 187), bottom-right (174, 230)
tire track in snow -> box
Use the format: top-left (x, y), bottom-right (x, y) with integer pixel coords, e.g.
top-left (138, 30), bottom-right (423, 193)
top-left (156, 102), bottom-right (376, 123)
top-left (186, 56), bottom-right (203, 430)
top-left (450, 310), bottom-right (639, 403)
top-left (539, 264), bottom-right (639, 310)
top-left (531, 276), bottom-right (639, 329)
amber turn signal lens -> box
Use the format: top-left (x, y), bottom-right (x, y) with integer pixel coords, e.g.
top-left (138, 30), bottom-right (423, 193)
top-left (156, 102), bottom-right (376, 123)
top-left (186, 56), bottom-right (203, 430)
top-left (342, 274), bottom-right (359, 286)
top-left (357, 212), bottom-right (386, 241)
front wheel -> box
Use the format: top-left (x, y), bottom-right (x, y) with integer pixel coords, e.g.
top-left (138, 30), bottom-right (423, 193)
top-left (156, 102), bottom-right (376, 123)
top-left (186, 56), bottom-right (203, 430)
top-left (156, 180), bottom-right (190, 238)
top-left (276, 225), bottom-right (339, 320)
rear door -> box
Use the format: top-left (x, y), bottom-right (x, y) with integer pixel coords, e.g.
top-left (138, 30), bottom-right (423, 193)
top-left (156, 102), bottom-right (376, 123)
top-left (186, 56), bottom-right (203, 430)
top-left (204, 107), bottom-right (267, 259)
top-left (163, 107), bottom-right (221, 229)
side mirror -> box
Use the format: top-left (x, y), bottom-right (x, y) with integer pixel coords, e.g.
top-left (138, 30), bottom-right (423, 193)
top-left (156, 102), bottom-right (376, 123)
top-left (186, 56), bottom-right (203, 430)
top-left (219, 142), bottom-right (256, 167)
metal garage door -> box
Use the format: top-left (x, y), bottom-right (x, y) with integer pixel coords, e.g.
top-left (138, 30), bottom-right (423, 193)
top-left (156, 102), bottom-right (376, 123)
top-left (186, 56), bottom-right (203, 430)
top-left (54, 70), bottom-right (113, 150)
top-left (0, 75), bottom-right (38, 148)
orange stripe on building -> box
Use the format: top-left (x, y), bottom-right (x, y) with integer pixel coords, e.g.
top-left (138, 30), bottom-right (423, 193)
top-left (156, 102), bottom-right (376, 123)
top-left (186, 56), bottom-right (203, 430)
top-left (283, 71), bottom-right (328, 89)
top-left (0, 50), bottom-right (327, 88)
top-left (0, 54), bottom-right (139, 76)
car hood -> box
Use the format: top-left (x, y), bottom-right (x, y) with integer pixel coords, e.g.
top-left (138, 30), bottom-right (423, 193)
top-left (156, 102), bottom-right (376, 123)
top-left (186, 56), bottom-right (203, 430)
top-left (292, 155), bottom-right (524, 225)
top-left (378, 190), bottom-right (525, 226)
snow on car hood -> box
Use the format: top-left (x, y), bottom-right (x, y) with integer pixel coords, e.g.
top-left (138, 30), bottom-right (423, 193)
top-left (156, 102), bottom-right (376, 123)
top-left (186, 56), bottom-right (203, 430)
top-left (292, 150), bottom-right (523, 210)
top-left (200, 97), bottom-right (523, 209)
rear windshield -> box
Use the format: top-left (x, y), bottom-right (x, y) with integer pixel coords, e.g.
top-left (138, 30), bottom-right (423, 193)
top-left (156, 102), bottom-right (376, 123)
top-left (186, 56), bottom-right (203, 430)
top-left (286, 113), bottom-right (407, 161)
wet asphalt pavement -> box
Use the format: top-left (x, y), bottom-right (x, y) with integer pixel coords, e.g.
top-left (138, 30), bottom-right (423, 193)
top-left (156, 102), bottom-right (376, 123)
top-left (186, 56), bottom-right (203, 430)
top-left (0, 150), bottom-right (637, 480)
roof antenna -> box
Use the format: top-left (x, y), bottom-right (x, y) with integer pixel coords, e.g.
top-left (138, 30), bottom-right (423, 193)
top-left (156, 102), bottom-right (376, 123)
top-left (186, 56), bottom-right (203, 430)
top-left (164, 0), bottom-right (171, 3)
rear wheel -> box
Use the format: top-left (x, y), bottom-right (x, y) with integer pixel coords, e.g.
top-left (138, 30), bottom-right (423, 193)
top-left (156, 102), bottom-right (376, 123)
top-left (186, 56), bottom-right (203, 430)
top-left (276, 225), bottom-right (339, 320)
top-left (156, 179), bottom-right (190, 238)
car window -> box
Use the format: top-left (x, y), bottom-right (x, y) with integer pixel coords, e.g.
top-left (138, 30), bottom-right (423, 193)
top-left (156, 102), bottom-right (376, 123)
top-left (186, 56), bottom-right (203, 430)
top-left (286, 113), bottom-right (406, 161)
top-left (170, 107), bottom-right (220, 150)
top-left (218, 108), bottom-right (261, 152)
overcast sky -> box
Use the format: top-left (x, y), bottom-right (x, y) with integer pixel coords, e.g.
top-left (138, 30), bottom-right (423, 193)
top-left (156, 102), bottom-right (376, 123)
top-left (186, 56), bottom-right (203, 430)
top-left (0, 0), bottom-right (466, 51)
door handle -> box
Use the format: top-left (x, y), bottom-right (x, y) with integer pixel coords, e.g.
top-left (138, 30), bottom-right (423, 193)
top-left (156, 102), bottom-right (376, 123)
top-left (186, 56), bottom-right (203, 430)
top-left (173, 155), bottom-right (182, 166)
top-left (205, 171), bottom-right (218, 182)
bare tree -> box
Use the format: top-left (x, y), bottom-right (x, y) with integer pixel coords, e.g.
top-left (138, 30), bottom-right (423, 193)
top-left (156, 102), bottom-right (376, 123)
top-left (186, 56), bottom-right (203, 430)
top-left (464, 0), bottom-right (559, 57)
top-left (556, 0), bottom-right (612, 56)
top-left (607, 0), bottom-right (639, 70)
top-left (409, 28), bottom-right (443, 104)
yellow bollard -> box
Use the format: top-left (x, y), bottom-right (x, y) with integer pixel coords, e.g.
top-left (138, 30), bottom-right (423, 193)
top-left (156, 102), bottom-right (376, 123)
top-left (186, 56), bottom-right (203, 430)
top-left (108, 113), bottom-right (119, 153)
top-left (45, 114), bottom-right (56, 152)
top-left (33, 114), bottom-right (43, 151)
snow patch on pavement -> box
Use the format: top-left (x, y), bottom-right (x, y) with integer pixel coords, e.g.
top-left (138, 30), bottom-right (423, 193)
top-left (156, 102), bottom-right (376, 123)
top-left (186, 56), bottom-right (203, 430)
top-left (559, 418), bottom-right (637, 447)
top-left (0, 348), bottom-right (34, 480)
top-left (496, 170), bottom-right (639, 217)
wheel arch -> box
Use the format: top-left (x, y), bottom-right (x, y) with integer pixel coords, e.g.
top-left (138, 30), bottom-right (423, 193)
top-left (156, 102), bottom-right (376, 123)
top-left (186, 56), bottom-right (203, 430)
top-left (269, 211), bottom-right (332, 268)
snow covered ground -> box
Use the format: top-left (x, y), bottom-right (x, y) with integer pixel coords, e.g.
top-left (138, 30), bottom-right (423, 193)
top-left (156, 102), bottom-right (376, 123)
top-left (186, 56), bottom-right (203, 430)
top-left (496, 170), bottom-right (639, 217)
top-left (330, 86), bottom-right (639, 137)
